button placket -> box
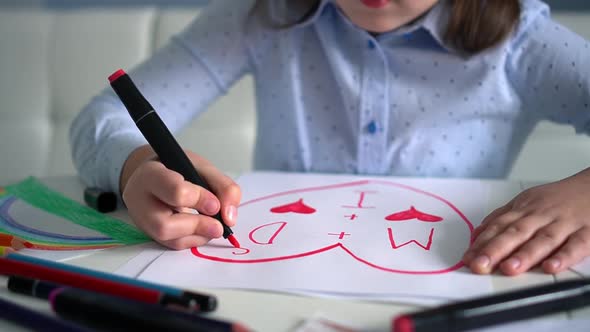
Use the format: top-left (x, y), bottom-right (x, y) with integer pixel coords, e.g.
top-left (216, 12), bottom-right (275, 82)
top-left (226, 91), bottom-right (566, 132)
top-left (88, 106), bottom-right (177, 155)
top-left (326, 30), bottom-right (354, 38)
top-left (358, 38), bottom-right (388, 174)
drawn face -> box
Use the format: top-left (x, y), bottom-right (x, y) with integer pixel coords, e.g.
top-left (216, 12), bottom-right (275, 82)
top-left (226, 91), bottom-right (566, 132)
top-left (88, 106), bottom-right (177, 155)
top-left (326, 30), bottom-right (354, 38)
top-left (193, 179), bottom-right (474, 274)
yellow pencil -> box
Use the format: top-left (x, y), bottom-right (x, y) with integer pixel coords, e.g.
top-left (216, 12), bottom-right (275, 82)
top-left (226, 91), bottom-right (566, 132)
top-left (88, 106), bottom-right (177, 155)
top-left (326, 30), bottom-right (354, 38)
top-left (0, 246), bottom-right (15, 256)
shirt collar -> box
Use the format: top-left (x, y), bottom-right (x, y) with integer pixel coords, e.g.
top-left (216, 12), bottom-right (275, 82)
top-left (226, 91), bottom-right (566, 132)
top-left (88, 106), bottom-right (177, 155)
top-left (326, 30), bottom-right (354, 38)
top-left (419, 0), bottom-right (456, 53)
top-left (293, 0), bottom-right (457, 54)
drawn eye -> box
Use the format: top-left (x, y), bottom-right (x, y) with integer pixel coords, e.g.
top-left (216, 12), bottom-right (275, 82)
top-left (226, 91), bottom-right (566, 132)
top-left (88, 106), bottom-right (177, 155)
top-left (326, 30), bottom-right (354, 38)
top-left (385, 206), bottom-right (443, 222)
top-left (270, 198), bottom-right (316, 214)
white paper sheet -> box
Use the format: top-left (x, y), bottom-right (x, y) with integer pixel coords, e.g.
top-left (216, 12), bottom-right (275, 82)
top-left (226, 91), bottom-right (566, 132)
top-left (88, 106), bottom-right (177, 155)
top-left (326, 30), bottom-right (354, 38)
top-left (571, 257), bottom-right (590, 276)
top-left (16, 248), bottom-right (104, 262)
top-left (138, 172), bottom-right (523, 303)
top-left (114, 243), bottom-right (167, 278)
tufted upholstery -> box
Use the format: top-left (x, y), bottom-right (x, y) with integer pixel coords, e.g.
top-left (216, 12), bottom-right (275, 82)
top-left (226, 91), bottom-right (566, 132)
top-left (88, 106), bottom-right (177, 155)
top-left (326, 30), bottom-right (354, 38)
top-left (0, 7), bottom-right (589, 185)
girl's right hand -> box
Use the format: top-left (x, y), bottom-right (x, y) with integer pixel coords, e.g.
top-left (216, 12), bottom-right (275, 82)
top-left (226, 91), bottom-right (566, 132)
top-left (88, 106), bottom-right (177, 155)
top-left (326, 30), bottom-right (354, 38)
top-left (120, 145), bottom-right (241, 250)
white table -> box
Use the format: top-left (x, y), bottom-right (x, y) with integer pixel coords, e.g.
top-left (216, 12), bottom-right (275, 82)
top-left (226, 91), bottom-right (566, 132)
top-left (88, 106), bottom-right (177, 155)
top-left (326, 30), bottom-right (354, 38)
top-left (0, 175), bottom-right (588, 332)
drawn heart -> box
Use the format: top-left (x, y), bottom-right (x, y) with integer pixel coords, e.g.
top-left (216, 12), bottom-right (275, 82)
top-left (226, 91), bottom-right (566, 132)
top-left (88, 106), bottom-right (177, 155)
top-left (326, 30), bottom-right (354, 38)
top-left (270, 198), bottom-right (316, 214)
top-left (193, 179), bottom-right (473, 275)
top-left (385, 206), bottom-right (443, 222)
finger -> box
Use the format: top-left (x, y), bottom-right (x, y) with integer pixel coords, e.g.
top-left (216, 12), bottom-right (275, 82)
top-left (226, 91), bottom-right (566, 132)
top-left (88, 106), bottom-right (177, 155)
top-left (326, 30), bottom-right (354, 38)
top-left (145, 212), bottom-right (223, 242)
top-left (463, 210), bottom-right (523, 264)
top-left (160, 235), bottom-right (215, 250)
top-left (143, 161), bottom-right (220, 215)
top-left (498, 219), bottom-right (574, 276)
top-left (468, 215), bottom-right (553, 274)
top-left (187, 153), bottom-right (242, 227)
top-left (542, 226), bottom-right (590, 274)
top-left (472, 204), bottom-right (513, 242)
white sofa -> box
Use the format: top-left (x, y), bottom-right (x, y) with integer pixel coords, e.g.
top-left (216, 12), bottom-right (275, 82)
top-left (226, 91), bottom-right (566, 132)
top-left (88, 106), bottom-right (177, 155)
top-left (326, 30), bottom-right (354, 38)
top-left (1, 6), bottom-right (589, 186)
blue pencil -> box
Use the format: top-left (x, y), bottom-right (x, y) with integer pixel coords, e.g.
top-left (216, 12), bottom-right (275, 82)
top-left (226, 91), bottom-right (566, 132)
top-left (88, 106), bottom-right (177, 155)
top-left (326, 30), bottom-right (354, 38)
top-left (0, 296), bottom-right (91, 332)
top-left (5, 253), bottom-right (217, 312)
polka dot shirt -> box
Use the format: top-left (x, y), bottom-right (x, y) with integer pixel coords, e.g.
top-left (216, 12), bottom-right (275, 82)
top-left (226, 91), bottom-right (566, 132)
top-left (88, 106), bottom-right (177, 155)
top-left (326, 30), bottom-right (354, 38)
top-left (70, 0), bottom-right (590, 194)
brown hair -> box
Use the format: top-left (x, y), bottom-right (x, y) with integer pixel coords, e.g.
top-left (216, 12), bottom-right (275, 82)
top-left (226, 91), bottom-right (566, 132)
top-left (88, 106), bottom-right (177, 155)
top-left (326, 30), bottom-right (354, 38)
top-left (446, 0), bottom-right (521, 53)
top-left (252, 0), bottom-right (521, 54)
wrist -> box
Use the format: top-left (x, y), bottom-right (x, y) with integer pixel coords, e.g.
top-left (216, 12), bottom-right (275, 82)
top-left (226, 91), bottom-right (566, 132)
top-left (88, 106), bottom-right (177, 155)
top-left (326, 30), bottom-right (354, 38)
top-left (119, 145), bottom-right (158, 195)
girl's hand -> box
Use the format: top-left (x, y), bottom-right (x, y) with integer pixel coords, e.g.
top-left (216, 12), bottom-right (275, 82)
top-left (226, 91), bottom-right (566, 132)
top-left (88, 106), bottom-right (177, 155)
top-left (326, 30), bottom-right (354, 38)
top-left (121, 146), bottom-right (241, 250)
top-left (463, 169), bottom-right (590, 276)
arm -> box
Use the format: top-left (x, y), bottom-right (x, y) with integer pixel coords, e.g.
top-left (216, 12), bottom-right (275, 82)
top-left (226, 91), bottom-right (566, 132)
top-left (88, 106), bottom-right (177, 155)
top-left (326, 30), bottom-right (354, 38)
top-left (70, 0), bottom-right (257, 194)
top-left (464, 6), bottom-right (590, 275)
top-left (69, 0), bottom-right (257, 249)
top-left (506, 6), bottom-right (590, 129)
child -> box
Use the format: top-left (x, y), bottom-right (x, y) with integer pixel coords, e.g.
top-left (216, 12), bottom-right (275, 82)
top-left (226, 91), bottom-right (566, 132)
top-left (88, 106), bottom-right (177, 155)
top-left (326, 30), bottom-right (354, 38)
top-left (70, 0), bottom-right (590, 276)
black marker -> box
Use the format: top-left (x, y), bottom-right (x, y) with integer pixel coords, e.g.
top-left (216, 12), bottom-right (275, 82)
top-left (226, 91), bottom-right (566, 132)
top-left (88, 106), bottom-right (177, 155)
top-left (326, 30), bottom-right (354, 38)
top-left (49, 287), bottom-right (250, 332)
top-left (393, 278), bottom-right (590, 332)
top-left (7, 273), bottom-right (217, 313)
top-left (7, 275), bottom-right (58, 299)
top-left (108, 69), bottom-right (240, 249)
top-left (0, 296), bottom-right (91, 332)
top-left (84, 187), bottom-right (117, 213)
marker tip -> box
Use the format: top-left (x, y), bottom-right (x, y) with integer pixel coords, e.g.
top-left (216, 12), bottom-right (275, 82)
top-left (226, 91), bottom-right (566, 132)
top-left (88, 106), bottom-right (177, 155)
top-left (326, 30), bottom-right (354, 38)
top-left (227, 235), bottom-right (240, 248)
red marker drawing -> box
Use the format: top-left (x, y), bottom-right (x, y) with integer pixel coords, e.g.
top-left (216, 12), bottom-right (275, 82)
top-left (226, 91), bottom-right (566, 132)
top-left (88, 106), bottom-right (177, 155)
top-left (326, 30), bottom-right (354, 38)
top-left (270, 198), bottom-right (316, 214)
top-left (385, 206), bottom-right (443, 222)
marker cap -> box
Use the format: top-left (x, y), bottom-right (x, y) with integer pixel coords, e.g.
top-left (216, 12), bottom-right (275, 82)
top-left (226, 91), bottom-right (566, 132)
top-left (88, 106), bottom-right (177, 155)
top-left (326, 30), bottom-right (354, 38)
top-left (84, 188), bottom-right (117, 213)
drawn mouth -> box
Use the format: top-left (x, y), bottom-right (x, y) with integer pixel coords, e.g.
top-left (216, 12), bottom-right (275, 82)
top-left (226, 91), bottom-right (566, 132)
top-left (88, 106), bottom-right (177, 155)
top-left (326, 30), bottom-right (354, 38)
top-left (387, 227), bottom-right (435, 250)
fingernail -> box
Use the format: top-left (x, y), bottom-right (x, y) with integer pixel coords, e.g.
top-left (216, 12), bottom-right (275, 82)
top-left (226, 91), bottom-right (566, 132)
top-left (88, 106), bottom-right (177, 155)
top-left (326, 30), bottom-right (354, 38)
top-left (474, 255), bottom-right (490, 269)
top-left (225, 205), bottom-right (237, 224)
top-left (546, 258), bottom-right (561, 269)
top-left (204, 199), bottom-right (218, 215)
top-left (505, 257), bottom-right (521, 270)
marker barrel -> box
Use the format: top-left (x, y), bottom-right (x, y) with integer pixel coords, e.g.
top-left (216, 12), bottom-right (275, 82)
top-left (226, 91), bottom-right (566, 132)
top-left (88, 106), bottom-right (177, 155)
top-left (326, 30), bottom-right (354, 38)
top-left (394, 279), bottom-right (590, 332)
top-left (109, 70), bottom-right (233, 239)
top-left (0, 257), bottom-right (197, 310)
top-left (7, 250), bottom-right (217, 312)
top-left (51, 288), bottom-right (245, 332)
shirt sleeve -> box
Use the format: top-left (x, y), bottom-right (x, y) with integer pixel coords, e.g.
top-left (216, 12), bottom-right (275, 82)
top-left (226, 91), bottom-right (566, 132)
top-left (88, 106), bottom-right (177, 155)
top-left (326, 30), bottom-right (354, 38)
top-left (69, 0), bottom-right (258, 194)
top-left (506, 4), bottom-right (590, 133)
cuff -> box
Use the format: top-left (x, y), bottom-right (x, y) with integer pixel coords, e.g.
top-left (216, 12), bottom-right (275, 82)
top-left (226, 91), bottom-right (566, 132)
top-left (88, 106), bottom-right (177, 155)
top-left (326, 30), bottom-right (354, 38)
top-left (96, 132), bottom-right (147, 198)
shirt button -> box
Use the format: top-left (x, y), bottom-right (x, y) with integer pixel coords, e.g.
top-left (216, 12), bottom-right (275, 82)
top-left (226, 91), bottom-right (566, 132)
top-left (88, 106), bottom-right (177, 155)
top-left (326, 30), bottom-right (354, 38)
top-left (367, 120), bottom-right (377, 134)
top-left (367, 40), bottom-right (376, 49)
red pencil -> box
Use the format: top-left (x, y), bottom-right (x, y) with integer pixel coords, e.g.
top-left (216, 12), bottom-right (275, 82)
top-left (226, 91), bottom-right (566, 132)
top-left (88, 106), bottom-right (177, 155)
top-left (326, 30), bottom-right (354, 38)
top-left (0, 257), bottom-right (197, 310)
top-left (0, 233), bottom-right (33, 250)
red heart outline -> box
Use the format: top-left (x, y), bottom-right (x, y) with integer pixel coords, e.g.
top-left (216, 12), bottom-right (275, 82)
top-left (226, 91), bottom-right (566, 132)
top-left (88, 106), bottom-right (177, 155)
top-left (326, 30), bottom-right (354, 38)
top-left (192, 179), bottom-right (473, 275)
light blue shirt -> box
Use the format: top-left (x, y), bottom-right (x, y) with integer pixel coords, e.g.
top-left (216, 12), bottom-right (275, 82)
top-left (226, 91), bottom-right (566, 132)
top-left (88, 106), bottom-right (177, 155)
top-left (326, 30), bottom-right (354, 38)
top-left (70, 0), bottom-right (590, 194)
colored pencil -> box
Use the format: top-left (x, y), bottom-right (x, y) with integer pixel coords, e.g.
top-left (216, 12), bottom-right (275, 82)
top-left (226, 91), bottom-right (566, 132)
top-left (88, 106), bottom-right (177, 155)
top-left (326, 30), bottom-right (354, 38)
top-left (0, 232), bottom-right (33, 249)
top-left (0, 256), bottom-right (198, 310)
top-left (6, 253), bottom-right (217, 311)
top-left (393, 278), bottom-right (590, 332)
top-left (0, 246), bottom-right (15, 256)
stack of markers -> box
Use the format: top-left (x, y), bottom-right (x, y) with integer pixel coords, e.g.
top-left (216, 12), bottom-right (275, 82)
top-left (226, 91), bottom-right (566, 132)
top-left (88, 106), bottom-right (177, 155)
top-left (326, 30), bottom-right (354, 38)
top-left (0, 253), bottom-right (250, 332)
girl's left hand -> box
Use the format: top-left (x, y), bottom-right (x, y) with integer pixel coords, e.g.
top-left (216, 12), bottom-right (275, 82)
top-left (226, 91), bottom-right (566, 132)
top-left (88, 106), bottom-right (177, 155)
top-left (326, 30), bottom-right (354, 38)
top-left (463, 169), bottom-right (590, 275)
